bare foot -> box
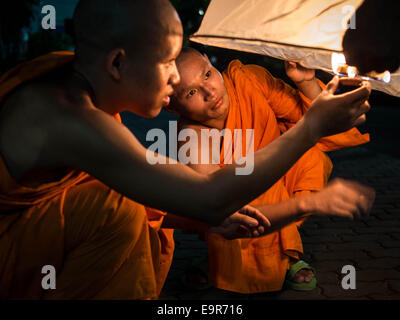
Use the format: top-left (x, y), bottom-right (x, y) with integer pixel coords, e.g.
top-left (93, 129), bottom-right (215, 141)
top-left (292, 268), bottom-right (314, 283)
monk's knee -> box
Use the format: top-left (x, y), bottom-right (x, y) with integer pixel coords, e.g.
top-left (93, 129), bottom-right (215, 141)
top-left (63, 179), bottom-right (148, 251)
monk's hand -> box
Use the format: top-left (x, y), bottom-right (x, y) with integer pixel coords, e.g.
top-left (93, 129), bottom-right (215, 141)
top-left (208, 205), bottom-right (271, 240)
top-left (238, 205), bottom-right (271, 234)
top-left (303, 76), bottom-right (371, 141)
top-left (284, 61), bottom-right (315, 83)
top-left (300, 178), bottom-right (375, 220)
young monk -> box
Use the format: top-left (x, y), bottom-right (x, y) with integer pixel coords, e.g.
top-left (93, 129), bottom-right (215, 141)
top-left (0, 0), bottom-right (375, 299)
top-left (165, 48), bottom-right (371, 293)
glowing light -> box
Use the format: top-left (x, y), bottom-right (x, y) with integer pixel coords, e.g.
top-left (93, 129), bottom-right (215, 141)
top-left (331, 53), bottom-right (346, 75)
top-left (383, 71), bottom-right (391, 83)
top-left (347, 66), bottom-right (357, 78)
top-left (331, 53), bottom-right (391, 83)
top-left (198, 9), bottom-right (204, 15)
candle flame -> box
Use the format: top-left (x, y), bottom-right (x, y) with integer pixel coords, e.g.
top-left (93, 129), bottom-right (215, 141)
top-left (347, 66), bottom-right (357, 78)
top-left (331, 52), bottom-right (346, 75)
top-left (383, 71), bottom-right (391, 83)
top-left (331, 52), bottom-right (391, 83)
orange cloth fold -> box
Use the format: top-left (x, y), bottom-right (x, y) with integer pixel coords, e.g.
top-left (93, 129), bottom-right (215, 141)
top-left (205, 60), bottom-right (367, 293)
top-left (0, 52), bottom-right (173, 299)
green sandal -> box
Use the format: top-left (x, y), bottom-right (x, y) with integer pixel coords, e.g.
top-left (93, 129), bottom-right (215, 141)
top-left (284, 260), bottom-right (317, 291)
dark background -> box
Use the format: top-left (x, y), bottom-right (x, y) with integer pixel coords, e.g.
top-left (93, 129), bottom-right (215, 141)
top-left (1, 0), bottom-right (399, 157)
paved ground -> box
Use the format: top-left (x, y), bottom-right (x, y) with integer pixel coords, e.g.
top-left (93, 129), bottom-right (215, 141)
top-left (160, 145), bottom-right (400, 300)
top-left (122, 101), bottom-right (400, 300)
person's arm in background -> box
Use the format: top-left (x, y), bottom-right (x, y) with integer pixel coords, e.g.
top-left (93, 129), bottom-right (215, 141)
top-left (284, 61), bottom-right (322, 101)
top-left (242, 62), bottom-right (322, 130)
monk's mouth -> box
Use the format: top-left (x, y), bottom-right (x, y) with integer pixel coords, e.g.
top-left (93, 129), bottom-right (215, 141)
top-left (162, 95), bottom-right (171, 106)
top-left (211, 97), bottom-right (223, 111)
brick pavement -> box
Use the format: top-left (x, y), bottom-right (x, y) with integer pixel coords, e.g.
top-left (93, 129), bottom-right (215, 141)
top-left (160, 145), bottom-right (400, 300)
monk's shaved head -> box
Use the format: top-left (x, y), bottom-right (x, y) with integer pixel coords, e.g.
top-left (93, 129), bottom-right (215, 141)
top-left (71, 0), bottom-right (183, 118)
top-left (73, 0), bottom-right (182, 64)
top-left (175, 47), bottom-right (204, 66)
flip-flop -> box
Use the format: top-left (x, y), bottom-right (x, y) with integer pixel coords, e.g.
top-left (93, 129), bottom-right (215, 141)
top-left (181, 259), bottom-right (213, 290)
top-left (284, 260), bottom-right (317, 291)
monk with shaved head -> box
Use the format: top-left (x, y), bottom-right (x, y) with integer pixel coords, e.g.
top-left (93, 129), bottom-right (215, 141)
top-left (165, 47), bottom-right (372, 293)
top-left (0, 0), bottom-right (374, 299)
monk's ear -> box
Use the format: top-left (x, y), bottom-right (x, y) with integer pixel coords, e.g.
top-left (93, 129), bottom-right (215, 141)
top-left (106, 49), bottom-right (126, 81)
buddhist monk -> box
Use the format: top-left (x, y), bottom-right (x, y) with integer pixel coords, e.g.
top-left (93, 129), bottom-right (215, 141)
top-left (165, 48), bottom-right (372, 293)
top-left (0, 0), bottom-right (375, 299)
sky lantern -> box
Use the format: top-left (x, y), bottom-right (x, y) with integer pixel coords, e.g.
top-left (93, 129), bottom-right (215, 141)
top-left (190, 0), bottom-right (399, 97)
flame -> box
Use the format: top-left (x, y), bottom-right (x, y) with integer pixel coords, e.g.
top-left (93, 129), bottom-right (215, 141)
top-left (347, 66), bottom-right (357, 78)
top-left (331, 52), bottom-right (346, 75)
top-left (331, 52), bottom-right (391, 83)
top-left (383, 71), bottom-right (391, 83)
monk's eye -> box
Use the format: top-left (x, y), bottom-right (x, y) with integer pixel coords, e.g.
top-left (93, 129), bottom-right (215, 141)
top-left (187, 89), bottom-right (197, 98)
top-left (205, 70), bottom-right (211, 79)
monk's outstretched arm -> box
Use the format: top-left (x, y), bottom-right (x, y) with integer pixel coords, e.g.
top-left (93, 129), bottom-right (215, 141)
top-left (255, 178), bottom-right (375, 233)
top-left (46, 77), bottom-right (372, 226)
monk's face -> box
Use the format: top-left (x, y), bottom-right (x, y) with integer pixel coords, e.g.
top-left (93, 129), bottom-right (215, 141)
top-left (124, 32), bottom-right (182, 118)
top-left (171, 52), bottom-right (229, 123)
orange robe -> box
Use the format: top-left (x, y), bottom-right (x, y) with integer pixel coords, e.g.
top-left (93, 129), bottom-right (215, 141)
top-left (205, 60), bottom-right (369, 293)
top-left (0, 52), bottom-right (174, 299)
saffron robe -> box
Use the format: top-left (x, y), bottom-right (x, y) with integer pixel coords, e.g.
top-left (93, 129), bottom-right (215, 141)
top-left (0, 52), bottom-right (174, 299)
top-left (205, 60), bottom-right (369, 293)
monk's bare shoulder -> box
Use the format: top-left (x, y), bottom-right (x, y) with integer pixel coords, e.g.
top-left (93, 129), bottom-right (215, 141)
top-left (0, 78), bottom-right (94, 181)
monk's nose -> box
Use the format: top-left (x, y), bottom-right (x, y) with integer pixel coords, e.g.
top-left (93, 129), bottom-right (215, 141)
top-left (203, 85), bottom-right (216, 101)
top-left (170, 62), bottom-right (181, 85)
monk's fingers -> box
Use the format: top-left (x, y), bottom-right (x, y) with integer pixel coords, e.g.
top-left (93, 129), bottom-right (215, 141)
top-left (341, 180), bottom-right (376, 214)
top-left (333, 200), bottom-right (360, 220)
top-left (252, 229), bottom-right (260, 237)
top-left (233, 224), bottom-right (262, 239)
top-left (208, 223), bottom-right (249, 240)
top-left (229, 212), bottom-right (259, 229)
top-left (350, 184), bottom-right (376, 216)
top-left (295, 63), bottom-right (313, 72)
top-left (325, 76), bottom-right (340, 93)
top-left (236, 225), bottom-right (252, 238)
top-left (364, 187), bottom-right (376, 214)
top-left (356, 194), bottom-right (372, 217)
top-left (353, 114), bottom-right (367, 127)
top-left (352, 100), bottom-right (371, 120)
top-left (238, 205), bottom-right (271, 227)
top-left (284, 61), bottom-right (296, 69)
top-left (341, 81), bottom-right (371, 104)
top-left (339, 185), bottom-right (375, 218)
